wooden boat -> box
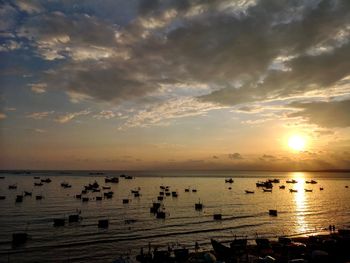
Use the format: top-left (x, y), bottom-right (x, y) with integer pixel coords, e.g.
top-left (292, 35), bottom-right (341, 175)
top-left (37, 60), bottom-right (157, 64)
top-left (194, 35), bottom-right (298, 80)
top-left (105, 177), bottom-right (119, 183)
top-left (305, 189), bottom-right (313, 192)
top-left (195, 201), bottom-right (203, 210)
top-left (41, 178), bottom-right (51, 183)
top-left (36, 195), bottom-right (43, 200)
top-left (98, 219), bottom-right (109, 228)
top-left (286, 179), bottom-right (298, 184)
top-left (269, 209), bottom-right (278, 216)
top-left (8, 184), bottom-right (17, 189)
top-left (245, 190), bottom-right (254, 194)
top-left (24, 191), bottom-right (32, 196)
top-left (263, 189), bottom-right (272, 192)
top-left (289, 189), bottom-right (298, 193)
top-left (15, 195), bottom-right (23, 203)
top-left (34, 182), bottom-right (43, 186)
top-left (12, 233), bottom-right (28, 246)
top-left (53, 218), bottom-right (65, 227)
top-left (68, 214), bottom-right (80, 223)
top-left (225, 178), bottom-right (234, 183)
top-left (279, 185), bottom-right (286, 189)
top-left (213, 213), bottom-right (222, 220)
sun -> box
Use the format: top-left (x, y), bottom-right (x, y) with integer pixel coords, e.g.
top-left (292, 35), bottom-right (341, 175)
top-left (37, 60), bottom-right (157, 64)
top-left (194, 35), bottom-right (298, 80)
top-left (288, 135), bottom-right (306, 151)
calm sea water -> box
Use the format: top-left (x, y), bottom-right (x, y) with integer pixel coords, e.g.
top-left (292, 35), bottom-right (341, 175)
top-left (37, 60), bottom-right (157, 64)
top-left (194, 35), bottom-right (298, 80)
top-left (0, 171), bottom-right (349, 262)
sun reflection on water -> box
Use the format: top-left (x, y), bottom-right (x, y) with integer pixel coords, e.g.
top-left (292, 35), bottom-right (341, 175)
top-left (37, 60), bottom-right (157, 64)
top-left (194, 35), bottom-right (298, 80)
top-left (290, 172), bottom-right (309, 234)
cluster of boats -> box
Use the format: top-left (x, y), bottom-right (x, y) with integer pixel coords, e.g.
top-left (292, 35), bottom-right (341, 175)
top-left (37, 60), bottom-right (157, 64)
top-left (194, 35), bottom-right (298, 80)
top-left (134, 230), bottom-right (350, 263)
top-left (249, 178), bottom-right (323, 194)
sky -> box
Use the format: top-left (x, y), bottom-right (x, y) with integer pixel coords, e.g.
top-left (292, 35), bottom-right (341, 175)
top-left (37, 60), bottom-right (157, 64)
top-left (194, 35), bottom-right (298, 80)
top-left (0, 0), bottom-right (350, 171)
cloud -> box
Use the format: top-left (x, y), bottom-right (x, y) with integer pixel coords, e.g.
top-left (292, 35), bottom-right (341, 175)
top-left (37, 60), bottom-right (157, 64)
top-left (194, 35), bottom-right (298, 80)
top-left (30, 83), bottom-right (47, 94)
top-left (93, 110), bottom-right (116, 120)
top-left (288, 99), bottom-right (350, 128)
top-left (0, 113), bottom-right (7, 120)
top-left (55, 110), bottom-right (90, 123)
top-left (119, 97), bottom-right (224, 129)
top-left (15, 0), bottom-right (43, 14)
top-left (5, 0), bottom-right (341, 108)
top-left (228, 153), bottom-right (243, 160)
top-left (0, 3), bottom-right (18, 31)
top-left (4, 107), bottom-right (16, 111)
top-left (0, 40), bottom-right (22, 52)
top-left (26, 111), bottom-right (54, 120)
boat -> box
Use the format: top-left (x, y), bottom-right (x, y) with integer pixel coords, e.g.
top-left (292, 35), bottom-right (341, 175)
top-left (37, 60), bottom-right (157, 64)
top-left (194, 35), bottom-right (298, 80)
top-left (105, 177), bottom-right (119, 183)
top-left (8, 184), bottom-right (17, 189)
top-left (279, 185), bottom-right (286, 189)
top-left (61, 182), bottom-right (71, 188)
top-left (263, 189), bottom-right (272, 192)
top-left (41, 178), bottom-right (51, 183)
top-left (245, 190), bottom-right (254, 194)
top-left (320, 187), bottom-right (324, 190)
top-left (24, 191), bottom-right (32, 196)
top-left (156, 211), bottom-right (166, 219)
top-left (89, 172), bottom-right (104, 175)
top-left (102, 186), bottom-right (111, 189)
top-left (213, 213), bottom-right (222, 220)
top-left (53, 218), bottom-right (65, 227)
top-left (12, 233), bottom-right (28, 246)
top-left (195, 201), bottom-right (203, 210)
top-left (225, 178), bottom-right (234, 183)
top-left (171, 191), bottom-right (178, 197)
top-left (304, 189), bottom-right (312, 192)
top-left (256, 181), bottom-right (273, 188)
top-left (289, 189), bottom-right (298, 193)
top-left (36, 195), bottom-right (43, 200)
top-left (286, 179), bottom-right (298, 184)
top-left (68, 214), bottom-right (81, 223)
top-left (267, 178), bottom-right (280, 183)
top-left (98, 219), bottom-right (109, 228)
top-left (269, 209), bottom-right (278, 216)
top-left (34, 182), bottom-right (43, 186)
top-left (309, 180), bottom-right (317, 184)
top-left (15, 195), bottom-right (23, 203)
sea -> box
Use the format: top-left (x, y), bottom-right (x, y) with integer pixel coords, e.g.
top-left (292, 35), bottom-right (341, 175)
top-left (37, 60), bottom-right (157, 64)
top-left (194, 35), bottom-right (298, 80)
top-left (0, 170), bottom-right (349, 262)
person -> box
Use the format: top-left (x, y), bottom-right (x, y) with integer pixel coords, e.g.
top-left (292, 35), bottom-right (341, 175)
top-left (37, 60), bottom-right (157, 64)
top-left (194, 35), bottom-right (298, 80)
top-left (195, 241), bottom-right (199, 252)
top-left (329, 225), bottom-right (332, 232)
top-left (332, 225), bottom-right (336, 231)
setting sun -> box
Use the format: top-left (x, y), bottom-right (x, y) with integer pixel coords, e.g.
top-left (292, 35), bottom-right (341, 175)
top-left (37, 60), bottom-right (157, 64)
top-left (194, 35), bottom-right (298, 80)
top-left (288, 135), bottom-right (306, 151)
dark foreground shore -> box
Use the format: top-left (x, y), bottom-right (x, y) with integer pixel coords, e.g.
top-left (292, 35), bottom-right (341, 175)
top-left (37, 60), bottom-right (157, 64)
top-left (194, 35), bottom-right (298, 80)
top-left (130, 229), bottom-right (350, 263)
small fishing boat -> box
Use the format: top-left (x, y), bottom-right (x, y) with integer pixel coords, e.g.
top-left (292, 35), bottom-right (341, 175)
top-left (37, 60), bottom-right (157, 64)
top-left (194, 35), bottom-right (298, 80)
top-left (279, 185), bottom-right (286, 189)
top-left (245, 190), bottom-right (254, 194)
top-left (305, 189), bottom-right (313, 192)
top-left (8, 184), bottom-right (17, 189)
top-left (15, 195), bottom-right (23, 203)
top-left (98, 219), bottom-right (109, 228)
top-left (225, 178), bottom-right (234, 183)
top-left (263, 189), bottom-right (272, 192)
top-left (34, 182), bottom-right (43, 186)
top-left (41, 178), bottom-right (51, 183)
top-left (24, 191), bottom-right (32, 196)
top-left (105, 177), bottom-right (119, 183)
top-left (289, 189), bottom-right (298, 193)
top-left (286, 179), bottom-right (298, 184)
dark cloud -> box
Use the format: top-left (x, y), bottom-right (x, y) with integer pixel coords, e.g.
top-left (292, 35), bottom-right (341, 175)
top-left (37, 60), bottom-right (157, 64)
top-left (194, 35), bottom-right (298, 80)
top-left (288, 99), bottom-right (350, 128)
top-left (8, 0), bottom-right (350, 106)
top-left (228, 153), bottom-right (243, 160)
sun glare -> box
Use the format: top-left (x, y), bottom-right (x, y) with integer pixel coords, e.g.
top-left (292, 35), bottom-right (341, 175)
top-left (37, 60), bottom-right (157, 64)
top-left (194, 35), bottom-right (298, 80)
top-left (288, 135), bottom-right (306, 151)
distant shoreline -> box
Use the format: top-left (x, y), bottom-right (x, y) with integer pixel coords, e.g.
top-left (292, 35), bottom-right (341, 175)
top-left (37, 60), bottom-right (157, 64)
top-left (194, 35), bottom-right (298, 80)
top-left (1, 169), bottom-right (350, 173)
